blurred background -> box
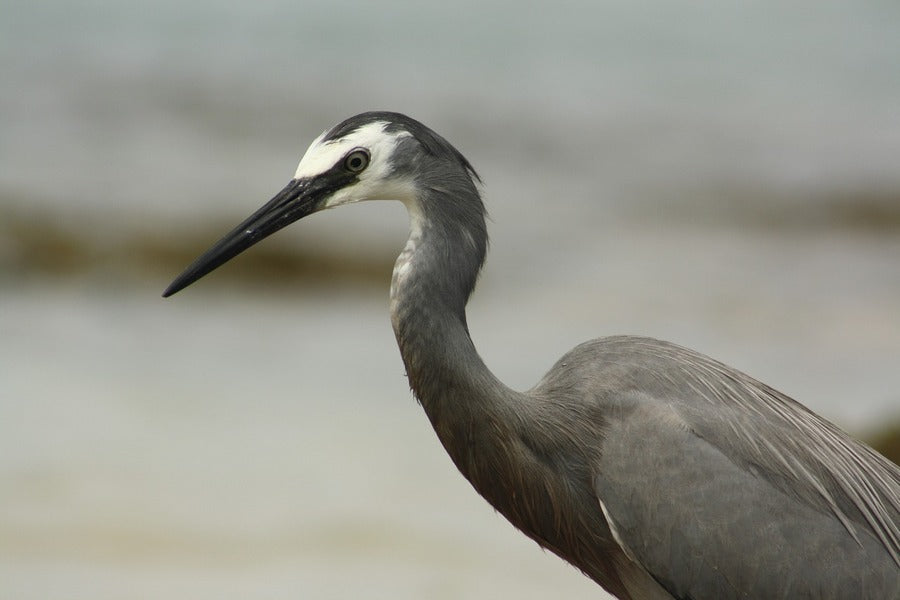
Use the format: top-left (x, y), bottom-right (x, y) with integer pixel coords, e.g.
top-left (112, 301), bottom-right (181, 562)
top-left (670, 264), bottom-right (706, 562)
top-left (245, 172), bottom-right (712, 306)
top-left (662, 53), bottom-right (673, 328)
top-left (2, 1), bottom-right (899, 598)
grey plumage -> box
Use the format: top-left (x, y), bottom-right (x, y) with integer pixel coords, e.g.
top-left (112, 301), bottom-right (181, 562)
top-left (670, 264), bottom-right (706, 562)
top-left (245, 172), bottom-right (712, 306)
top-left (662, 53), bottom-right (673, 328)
top-left (164, 111), bottom-right (900, 599)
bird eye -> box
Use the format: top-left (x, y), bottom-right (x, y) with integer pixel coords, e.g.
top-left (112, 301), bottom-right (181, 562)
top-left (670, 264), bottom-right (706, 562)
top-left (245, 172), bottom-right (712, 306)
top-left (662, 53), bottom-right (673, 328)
top-left (344, 149), bottom-right (370, 173)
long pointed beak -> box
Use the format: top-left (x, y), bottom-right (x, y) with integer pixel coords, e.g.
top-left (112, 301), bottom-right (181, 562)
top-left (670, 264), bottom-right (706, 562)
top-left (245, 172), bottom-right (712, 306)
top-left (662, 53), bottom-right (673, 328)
top-left (163, 178), bottom-right (322, 297)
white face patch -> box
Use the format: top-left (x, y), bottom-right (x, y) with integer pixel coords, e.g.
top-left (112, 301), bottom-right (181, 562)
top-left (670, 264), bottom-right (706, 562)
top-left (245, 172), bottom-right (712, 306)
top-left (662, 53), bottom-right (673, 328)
top-left (293, 130), bottom-right (330, 179)
top-left (293, 120), bottom-right (417, 208)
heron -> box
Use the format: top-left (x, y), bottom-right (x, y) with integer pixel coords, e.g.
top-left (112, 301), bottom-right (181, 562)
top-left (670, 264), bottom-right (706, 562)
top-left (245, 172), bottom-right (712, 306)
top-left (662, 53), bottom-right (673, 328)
top-left (164, 111), bottom-right (900, 599)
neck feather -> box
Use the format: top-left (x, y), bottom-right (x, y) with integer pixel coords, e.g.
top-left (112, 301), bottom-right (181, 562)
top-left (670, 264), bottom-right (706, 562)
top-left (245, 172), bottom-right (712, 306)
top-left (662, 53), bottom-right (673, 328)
top-left (389, 188), bottom-right (511, 427)
top-left (389, 188), bottom-right (545, 539)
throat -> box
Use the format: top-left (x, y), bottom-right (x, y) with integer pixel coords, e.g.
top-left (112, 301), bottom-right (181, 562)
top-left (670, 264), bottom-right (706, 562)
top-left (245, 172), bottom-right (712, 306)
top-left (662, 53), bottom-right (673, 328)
top-left (389, 243), bottom-right (515, 488)
top-left (389, 231), bottom-right (420, 313)
top-left (386, 196), bottom-right (533, 536)
top-left (388, 217), bottom-right (501, 414)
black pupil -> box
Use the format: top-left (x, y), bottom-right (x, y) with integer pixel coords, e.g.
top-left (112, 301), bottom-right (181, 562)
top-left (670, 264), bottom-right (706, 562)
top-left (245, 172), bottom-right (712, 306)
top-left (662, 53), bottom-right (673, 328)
top-left (348, 153), bottom-right (365, 171)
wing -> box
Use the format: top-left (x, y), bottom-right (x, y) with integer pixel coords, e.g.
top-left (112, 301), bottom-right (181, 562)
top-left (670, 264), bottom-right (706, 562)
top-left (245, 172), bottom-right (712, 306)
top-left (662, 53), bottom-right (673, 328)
top-left (540, 336), bottom-right (900, 598)
top-left (596, 395), bottom-right (899, 598)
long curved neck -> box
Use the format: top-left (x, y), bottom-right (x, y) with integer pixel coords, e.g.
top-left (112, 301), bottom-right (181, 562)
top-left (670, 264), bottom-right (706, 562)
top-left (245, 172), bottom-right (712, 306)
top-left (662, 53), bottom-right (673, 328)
top-left (390, 189), bottom-right (517, 459)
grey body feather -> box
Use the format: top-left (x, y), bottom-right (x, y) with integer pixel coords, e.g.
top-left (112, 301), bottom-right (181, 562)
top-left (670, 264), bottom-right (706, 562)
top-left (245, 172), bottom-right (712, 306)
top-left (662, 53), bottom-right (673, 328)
top-left (537, 337), bottom-right (900, 598)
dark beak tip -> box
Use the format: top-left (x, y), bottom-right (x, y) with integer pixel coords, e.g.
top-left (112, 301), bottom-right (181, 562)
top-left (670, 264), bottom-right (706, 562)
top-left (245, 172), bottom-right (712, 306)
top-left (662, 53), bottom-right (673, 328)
top-left (162, 265), bottom-right (209, 298)
top-left (161, 283), bottom-right (183, 299)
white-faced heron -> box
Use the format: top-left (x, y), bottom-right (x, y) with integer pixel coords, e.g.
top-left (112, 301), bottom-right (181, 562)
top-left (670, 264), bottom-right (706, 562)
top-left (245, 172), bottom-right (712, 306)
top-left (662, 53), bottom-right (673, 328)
top-left (164, 112), bottom-right (900, 599)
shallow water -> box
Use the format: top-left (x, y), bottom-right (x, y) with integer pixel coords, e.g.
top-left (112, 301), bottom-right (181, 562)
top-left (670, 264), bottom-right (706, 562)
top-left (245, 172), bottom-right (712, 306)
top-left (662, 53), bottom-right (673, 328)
top-left (1, 285), bottom-right (608, 599)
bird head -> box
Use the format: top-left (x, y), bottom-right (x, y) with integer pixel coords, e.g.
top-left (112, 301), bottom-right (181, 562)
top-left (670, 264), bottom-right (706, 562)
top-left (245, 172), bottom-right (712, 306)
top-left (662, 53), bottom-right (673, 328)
top-left (163, 111), bottom-right (478, 297)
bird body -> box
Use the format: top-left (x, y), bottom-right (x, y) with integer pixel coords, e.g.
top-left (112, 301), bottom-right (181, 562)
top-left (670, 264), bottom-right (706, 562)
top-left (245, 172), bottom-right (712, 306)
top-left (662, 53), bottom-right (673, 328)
top-left (165, 112), bottom-right (900, 599)
top-left (535, 337), bottom-right (899, 597)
